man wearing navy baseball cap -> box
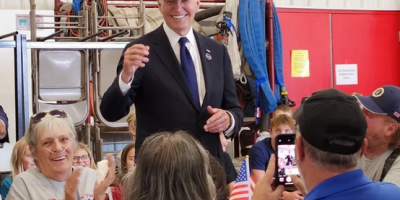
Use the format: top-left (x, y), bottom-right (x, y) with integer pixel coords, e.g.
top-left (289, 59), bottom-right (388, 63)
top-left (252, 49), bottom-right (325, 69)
top-left (294, 88), bottom-right (400, 200)
top-left (354, 85), bottom-right (400, 187)
top-left (251, 88), bottom-right (400, 200)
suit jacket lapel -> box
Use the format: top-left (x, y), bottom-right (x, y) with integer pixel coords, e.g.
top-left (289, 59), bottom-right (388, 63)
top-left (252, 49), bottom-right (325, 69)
top-left (194, 32), bottom-right (214, 114)
top-left (152, 26), bottom-right (200, 111)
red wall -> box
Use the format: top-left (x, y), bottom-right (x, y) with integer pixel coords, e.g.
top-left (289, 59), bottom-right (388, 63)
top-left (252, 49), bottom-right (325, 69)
top-left (278, 9), bottom-right (400, 110)
top-left (279, 11), bottom-right (332, 108)
top-left (332, 12), bottom-right (400, 94)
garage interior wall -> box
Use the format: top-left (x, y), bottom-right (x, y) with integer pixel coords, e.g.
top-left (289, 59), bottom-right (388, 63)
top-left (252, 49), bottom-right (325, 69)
top-left (279, 8), bottom-right (400, 110)
top-left (0, 0), bottom-right (400, 159)
top-left (0, 0), bottom-right (399, 124)
top-left (1, 0), bottom-right (400, 10)
top-left (0, 0), bottom-right (399, 128)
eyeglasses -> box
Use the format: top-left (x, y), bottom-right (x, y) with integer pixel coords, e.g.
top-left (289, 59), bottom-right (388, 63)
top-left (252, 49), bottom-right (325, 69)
top-left (73, 155), bottom-right (90, 162)
top-left (30, 110), bottom-right (67, 124)
top-left (163, 0), bottom-right (190, 6)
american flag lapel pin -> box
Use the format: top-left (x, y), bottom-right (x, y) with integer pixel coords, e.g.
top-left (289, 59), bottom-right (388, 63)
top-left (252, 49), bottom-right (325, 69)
top-left (205, 49), bottom-right (212, 60)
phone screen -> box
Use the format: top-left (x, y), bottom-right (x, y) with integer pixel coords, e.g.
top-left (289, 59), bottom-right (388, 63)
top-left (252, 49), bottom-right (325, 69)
top-left (276, 134), bottom-right (300, 185)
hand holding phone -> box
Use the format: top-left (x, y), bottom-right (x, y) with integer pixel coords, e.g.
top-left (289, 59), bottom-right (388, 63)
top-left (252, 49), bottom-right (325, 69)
top-left (275, 134), bottom-right (300, 186)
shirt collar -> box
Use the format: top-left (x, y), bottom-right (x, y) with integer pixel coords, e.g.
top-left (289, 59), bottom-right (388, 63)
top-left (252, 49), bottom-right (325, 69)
top-left (163, 22), bottom-right (196, 49)
top-left (305, 169), bottom-right (371, 200)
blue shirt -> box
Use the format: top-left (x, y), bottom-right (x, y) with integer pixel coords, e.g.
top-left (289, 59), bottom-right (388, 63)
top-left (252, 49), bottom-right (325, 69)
top-left (249, 138), bottom-right (275, 171)
top-left (306, 169), bottom-right (400, 200)
top-left (0, 176), bottom-right (12, 200)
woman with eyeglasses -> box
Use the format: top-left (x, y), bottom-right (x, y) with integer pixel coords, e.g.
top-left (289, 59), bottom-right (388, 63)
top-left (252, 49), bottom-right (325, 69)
top-left (5, 110), bottom-right (115, 200)
top-left (0, 137), bottom-right (36, 199)
top-left (73, 143), bottom-right (97, 169)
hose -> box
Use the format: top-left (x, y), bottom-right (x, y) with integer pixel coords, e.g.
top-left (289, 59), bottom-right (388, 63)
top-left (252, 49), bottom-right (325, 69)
top-left (194, 6), bottom-right (224, 22)
top-left (239, 0), bottom-right (277, 114)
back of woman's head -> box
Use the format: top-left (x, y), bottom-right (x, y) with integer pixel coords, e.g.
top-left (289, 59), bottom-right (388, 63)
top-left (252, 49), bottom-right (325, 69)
top-left (123, 131), bottom-right (215, 200)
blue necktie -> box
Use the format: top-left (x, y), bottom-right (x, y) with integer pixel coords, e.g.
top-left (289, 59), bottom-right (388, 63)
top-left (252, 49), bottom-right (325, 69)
top-left (179, 37), bottom-right (200, 108)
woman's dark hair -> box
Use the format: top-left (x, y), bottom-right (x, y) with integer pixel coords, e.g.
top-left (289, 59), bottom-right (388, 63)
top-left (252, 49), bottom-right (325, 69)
top-left (115, 143), bottom-right (135, 185)
top-left (209, 154), bottom-right (228, 200)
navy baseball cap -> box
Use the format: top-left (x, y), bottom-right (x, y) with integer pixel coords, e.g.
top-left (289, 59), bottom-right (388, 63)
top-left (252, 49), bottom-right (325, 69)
top-left (354, 85), bottom-right (400, 123)
top-left (299, 88), bottom-right (367, 155)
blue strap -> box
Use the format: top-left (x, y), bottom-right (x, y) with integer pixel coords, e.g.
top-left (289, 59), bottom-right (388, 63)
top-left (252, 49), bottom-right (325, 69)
top-left (223, 17), bottom-right (237, 35)
top-left (261, 0), bottom-right (267, 69)
top-left (72, 0), bottom-right (83, 13)
top-left (255, 77), bottom-right (268, 123)
top-left (239, 0), bottom-right (277, 118)
top-left (272, 4), bottom-right (285, 104)
top-left (223, 16), bottom-right (240, 43)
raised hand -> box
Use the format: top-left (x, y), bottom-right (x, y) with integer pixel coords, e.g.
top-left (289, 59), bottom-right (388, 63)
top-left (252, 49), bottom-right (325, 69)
top-left (252, 155), bottom-right (285, 200)
top-left (64, 168), bottom-right (82, 200)
top-left (93, 154), bottom-right (116, 200)
top-left (121, 44), bottom-right (150, 83)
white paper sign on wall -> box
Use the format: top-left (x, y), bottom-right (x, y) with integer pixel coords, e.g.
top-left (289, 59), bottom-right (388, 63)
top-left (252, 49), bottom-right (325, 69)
top-left (335, 64), bottom-right (358, 85)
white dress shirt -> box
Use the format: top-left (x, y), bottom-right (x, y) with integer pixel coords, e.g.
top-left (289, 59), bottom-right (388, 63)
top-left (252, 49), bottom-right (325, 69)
top-left (118, 23), bottom-right (235, 135)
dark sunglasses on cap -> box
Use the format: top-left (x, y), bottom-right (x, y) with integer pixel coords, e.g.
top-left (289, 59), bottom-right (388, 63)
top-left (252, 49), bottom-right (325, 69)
top-left (30, 109), bottom-right (68, 124)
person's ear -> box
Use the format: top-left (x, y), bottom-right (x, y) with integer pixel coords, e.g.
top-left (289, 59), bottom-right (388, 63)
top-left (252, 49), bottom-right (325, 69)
top-left (385, 121), bottom-right (399, 137)
top-left (158, 0), bottom-right (163, 14)
top-left (295, 135), bottom-right (305, 162)
top-left (360, 138), bottom-right (368, 157)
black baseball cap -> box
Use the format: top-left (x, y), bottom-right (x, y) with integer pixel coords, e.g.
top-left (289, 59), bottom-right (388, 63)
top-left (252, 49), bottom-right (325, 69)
top-left (354, 85), bottom-right (400, 123)
top-left (298, 88), bottom-right (367, 155)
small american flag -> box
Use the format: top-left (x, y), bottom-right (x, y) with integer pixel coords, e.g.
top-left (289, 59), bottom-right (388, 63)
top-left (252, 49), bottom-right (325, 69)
top-left (230, 157), bottom-right (256, 200)
top-left (256, 107), bottom-right (261, 118)
top-left (255, 107), bottom-right (262, 124)
top-left (394, 111), bottom-right (400, 118)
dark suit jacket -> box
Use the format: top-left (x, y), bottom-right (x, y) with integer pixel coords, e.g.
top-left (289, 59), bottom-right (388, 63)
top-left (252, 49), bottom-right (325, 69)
top-left (0, 106), bottom-right (9, 143)
top-left (100, 25), bottom-right (244, 158)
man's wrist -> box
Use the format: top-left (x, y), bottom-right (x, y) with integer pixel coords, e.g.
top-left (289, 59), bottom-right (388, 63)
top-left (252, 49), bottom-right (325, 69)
top-left (121, 71), bottom-right (133, 84)
top-left (224, 112), bottom-right (235, 138)
top-left (226, 112), bottom-right (232, 128)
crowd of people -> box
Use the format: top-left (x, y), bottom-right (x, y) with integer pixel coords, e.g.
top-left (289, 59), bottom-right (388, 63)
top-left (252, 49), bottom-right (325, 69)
top-left (1, 0), bottom-right (400, 199)
top-left (2, 85), bottom-right (400, 200)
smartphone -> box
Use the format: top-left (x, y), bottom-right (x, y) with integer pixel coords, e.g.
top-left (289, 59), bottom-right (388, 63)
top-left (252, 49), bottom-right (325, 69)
top-left (275, 134), bottom-right (300, 186)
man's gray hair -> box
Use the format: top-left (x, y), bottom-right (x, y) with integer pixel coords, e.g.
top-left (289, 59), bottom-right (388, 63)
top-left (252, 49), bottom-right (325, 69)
top-left (301, 136), bottom-right (361, 172)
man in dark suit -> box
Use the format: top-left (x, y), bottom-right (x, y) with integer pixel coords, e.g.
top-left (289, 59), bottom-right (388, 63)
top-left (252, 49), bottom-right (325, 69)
top-left (277, 162), bottom-right (286, 176)
top-left (0, 105), bottom-right (9, 143)
top-left (100, 0), bottom-right (243, 158)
